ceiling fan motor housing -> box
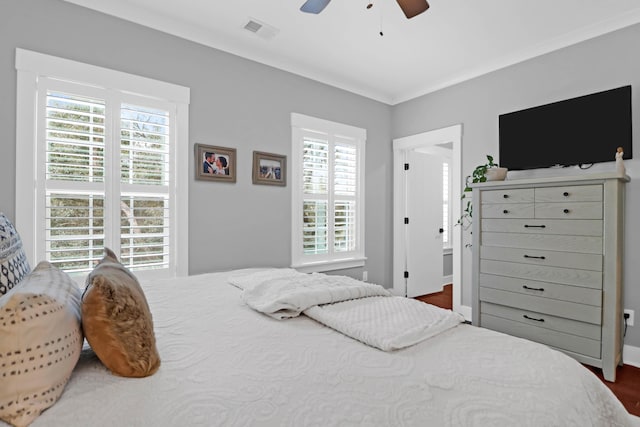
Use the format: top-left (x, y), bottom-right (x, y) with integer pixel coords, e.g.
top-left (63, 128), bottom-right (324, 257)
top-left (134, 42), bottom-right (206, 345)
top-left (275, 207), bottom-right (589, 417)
top-left (300, 0), bottom-right (430, 19)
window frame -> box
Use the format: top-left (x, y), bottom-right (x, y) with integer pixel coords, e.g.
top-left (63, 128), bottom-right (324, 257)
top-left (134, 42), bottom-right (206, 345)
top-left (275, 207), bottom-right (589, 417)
top-left (15, 48), bottom-right (190, 280)
top-left (290, 113), bottom-right (366, 273)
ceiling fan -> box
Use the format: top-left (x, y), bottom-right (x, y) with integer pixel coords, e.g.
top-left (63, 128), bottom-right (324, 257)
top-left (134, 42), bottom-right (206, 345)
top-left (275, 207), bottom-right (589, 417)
top-left (300, 0), bottom-right (430, 19)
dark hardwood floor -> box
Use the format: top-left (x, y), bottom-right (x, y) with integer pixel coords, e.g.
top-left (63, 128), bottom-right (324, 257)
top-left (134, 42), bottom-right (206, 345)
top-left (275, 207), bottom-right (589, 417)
top-left (584, 364), bottom-right (640, 417)
top-left (415, 283), bottom-right (453, 310)
top-left (416, 284), bottom-right (640, 418)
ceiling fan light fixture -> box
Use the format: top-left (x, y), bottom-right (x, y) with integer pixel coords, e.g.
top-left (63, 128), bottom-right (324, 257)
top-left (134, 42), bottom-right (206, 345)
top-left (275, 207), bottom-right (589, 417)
top-left (300, 0), bottom-right (332, 14)
top-left (396, 0), bottom-right (430, 19)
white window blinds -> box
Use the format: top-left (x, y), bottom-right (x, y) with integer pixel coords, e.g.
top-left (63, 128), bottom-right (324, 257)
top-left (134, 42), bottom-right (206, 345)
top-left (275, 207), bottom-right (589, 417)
top-left (45, 91), bottom-right (106, 272)
top-left (46, 92), bottom-right (105, 182)
top-left (292, 113), bottom-right (365, 272)
top-left (16, 49), bottom-right (190, 279)
top-left (333, 142), bottom-right (357, 253)
top-left (43, 90), bottom-right (173, 273)
top-left (119, 103), bottom-right (171, 270)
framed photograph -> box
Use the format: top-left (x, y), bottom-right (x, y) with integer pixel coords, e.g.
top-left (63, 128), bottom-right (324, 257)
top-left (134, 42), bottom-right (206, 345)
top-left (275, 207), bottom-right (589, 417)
top-left (195, 144), bottom-right (236, 182)
top-left (252, 151), bottom-right (286, 186)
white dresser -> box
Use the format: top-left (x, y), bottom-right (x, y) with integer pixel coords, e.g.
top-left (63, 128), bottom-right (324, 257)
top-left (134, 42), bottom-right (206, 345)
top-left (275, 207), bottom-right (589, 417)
top-left (471, 173), bottom-right (628, 382)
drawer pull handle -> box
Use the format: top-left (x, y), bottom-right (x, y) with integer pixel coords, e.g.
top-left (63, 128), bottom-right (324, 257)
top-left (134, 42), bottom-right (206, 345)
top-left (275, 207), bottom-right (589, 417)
top-left (524, 255), bottom-right (546, 260)
top-left (524, 224), bottom-right (546, 228)
top-left (563, 208), bottom-right (570, 214)
top-left (503, 209), bottom-right (509, 214)
top-left (563, 192), bottom-right (569, 197)
top-left (503, 194), bottom-right (509, 199)
top-left (523, 314), bottom-right (545, 322)
top-left (523, 285), bottom-right (545, 292)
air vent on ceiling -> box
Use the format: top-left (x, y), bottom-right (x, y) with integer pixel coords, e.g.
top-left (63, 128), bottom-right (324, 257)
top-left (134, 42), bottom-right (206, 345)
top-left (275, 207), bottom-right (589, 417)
top-left (244, 20), bottom-right (262, 33)
top-left (243, 18), bottom-right (279, 41)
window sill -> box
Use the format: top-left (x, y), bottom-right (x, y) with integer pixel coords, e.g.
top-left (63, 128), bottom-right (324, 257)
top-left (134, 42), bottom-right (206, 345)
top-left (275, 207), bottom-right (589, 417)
top-left (291, 257), bottom-right (367, 274)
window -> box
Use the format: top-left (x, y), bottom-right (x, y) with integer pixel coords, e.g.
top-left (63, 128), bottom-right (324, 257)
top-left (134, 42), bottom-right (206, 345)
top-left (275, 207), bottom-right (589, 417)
top-left (15, 49), bottom-right (190, 280)
top-left (291, 113), bottom-right (366, 272)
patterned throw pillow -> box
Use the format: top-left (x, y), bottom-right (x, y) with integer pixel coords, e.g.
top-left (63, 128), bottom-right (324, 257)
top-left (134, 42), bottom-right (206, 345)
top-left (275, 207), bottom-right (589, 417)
top-left (0, 212), bottom-right (31, 296)
top-left (0, 261), bottom-right (83, 427)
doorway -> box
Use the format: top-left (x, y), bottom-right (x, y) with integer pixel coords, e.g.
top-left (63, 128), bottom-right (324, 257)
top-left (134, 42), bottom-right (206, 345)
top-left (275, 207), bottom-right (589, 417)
top-left (392, 124), bottom-right (469, 319)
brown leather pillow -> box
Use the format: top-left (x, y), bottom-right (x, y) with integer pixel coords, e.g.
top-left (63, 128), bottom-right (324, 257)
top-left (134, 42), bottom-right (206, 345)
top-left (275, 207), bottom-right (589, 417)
top-left (82, 248), bottom-right (160, 378)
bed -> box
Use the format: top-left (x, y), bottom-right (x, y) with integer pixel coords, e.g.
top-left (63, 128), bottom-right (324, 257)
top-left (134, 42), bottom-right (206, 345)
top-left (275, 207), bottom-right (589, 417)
top-left (3, 267), bottom-right (635, 427)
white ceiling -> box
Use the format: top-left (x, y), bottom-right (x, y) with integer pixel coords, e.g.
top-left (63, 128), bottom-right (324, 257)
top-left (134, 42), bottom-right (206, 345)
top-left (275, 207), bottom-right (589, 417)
top-left (63, 0), bottom-right (640, 105)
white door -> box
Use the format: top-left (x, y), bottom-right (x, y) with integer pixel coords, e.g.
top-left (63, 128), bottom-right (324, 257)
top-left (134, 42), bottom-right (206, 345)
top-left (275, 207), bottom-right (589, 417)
top-left (405, 150), bottom-right (443, 298)
top-left (392, 124), bottom-right (466, 318)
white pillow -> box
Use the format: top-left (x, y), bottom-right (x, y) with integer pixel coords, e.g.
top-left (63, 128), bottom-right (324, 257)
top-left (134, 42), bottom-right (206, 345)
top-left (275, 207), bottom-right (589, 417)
top-left (0, 261), bottom-right (82, 427)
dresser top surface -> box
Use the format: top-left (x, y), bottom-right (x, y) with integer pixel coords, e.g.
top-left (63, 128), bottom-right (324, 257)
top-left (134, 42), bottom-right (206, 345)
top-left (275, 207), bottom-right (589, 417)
top-left (470, 172), bottom-right (630, 189)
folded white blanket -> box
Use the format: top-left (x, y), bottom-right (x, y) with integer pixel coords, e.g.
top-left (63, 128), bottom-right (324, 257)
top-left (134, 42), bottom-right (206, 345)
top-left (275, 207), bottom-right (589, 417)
top-left (239, 271), bottom-right (391, 320)
top-left (304, 296), bottom-right (464, 351)
top-left (227, 268), bottom-right (301, 292)
top-left (228, 268), bottom-right (464, 351)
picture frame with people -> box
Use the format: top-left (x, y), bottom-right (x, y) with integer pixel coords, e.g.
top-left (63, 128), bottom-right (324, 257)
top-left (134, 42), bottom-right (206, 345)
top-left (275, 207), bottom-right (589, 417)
top-left (252, 151), bottom-right (286, 186)
top-left (195, 143), bottom-right (236, 182)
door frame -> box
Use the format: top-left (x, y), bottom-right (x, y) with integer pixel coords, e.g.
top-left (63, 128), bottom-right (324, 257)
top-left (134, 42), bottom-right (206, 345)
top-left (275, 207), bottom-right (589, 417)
top-left (392, 123), bottom-right (471, 320)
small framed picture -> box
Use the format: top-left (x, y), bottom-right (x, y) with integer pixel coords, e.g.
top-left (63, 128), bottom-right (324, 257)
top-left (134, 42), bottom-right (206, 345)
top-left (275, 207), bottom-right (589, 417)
top-left (195, 144), bottom-right (236, 182)
top-left (252, 151), bottom-right (286, 186)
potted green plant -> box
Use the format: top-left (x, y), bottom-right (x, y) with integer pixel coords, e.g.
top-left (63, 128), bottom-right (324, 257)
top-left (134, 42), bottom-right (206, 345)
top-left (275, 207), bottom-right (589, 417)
top-left (457, 155), bottom-right (506, 230)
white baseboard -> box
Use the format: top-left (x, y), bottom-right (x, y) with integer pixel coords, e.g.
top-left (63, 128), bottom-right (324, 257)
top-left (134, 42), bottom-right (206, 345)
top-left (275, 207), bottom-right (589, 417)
top-left (456, 304), bottom-right (472, 321)
top-left (624, 344), bottom-right (640, 368)
top-left (442, 275), bottom-right (452, 286)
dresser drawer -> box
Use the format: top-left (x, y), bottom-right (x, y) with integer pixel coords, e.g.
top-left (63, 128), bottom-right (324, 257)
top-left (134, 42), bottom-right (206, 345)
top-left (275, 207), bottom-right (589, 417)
top-left (535, 185), bottom-right (602, 203)
top-left (481, 203), bottom-right (534, 218)
top-left (479, 273), bottom-right (602, 306)
top-left (479, 287), bottom-right (602, 323)
top-left (480, 232), bottom-right (603, 254)
top-left (480, 246), bottom-right (602, 271)
top-left (481, 218), bottom-right (602, 236)
top-left (535, 202), bottom-right (602, 219)
top-left (482, 188), bottom-right (534, 203)
top-left (481, 312), bottom-right (601, 358)
top-left (480, 259), bottom-right (602, 289)
top-left (481, 302), bottom-right (601, 340)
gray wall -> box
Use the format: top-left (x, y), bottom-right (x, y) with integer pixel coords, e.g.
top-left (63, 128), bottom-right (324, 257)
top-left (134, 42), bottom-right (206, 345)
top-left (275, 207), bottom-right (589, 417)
top-left (2, 0), bottom-right (638, 349)
top-left (392, 24), bottom-right (640, 348)
top-left (0, 0), bottom-right (392, 286)
top-left (443, 252), bottom-right (452, 278)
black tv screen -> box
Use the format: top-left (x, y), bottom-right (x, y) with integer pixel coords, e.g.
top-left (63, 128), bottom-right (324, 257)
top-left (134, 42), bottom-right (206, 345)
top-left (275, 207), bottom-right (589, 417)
top-left (499, 85), bottom-right (632, 171)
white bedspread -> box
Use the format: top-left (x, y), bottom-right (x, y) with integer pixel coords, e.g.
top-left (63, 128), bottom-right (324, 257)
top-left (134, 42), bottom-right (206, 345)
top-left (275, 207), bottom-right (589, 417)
top-left (18, 269), bottom-right (632, 427)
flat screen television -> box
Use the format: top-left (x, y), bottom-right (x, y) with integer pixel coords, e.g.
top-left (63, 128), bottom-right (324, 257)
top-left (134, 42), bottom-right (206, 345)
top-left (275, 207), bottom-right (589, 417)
top-left (498, 85), bottom-right (632, 171)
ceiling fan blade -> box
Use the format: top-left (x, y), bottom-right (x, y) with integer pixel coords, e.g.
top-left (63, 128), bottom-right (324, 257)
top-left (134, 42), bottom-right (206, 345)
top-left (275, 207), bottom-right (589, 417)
top-left (396, 0), bottom-right (430, 19)
top-left (300, 0), bottom-right (332, 14)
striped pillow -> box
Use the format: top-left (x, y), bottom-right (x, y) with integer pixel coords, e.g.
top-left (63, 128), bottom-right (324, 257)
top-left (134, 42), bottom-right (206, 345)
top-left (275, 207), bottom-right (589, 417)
top-left (0, 213), bottom-right (31, 296)
top-left (0, 261), bottom-right (83, 427)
